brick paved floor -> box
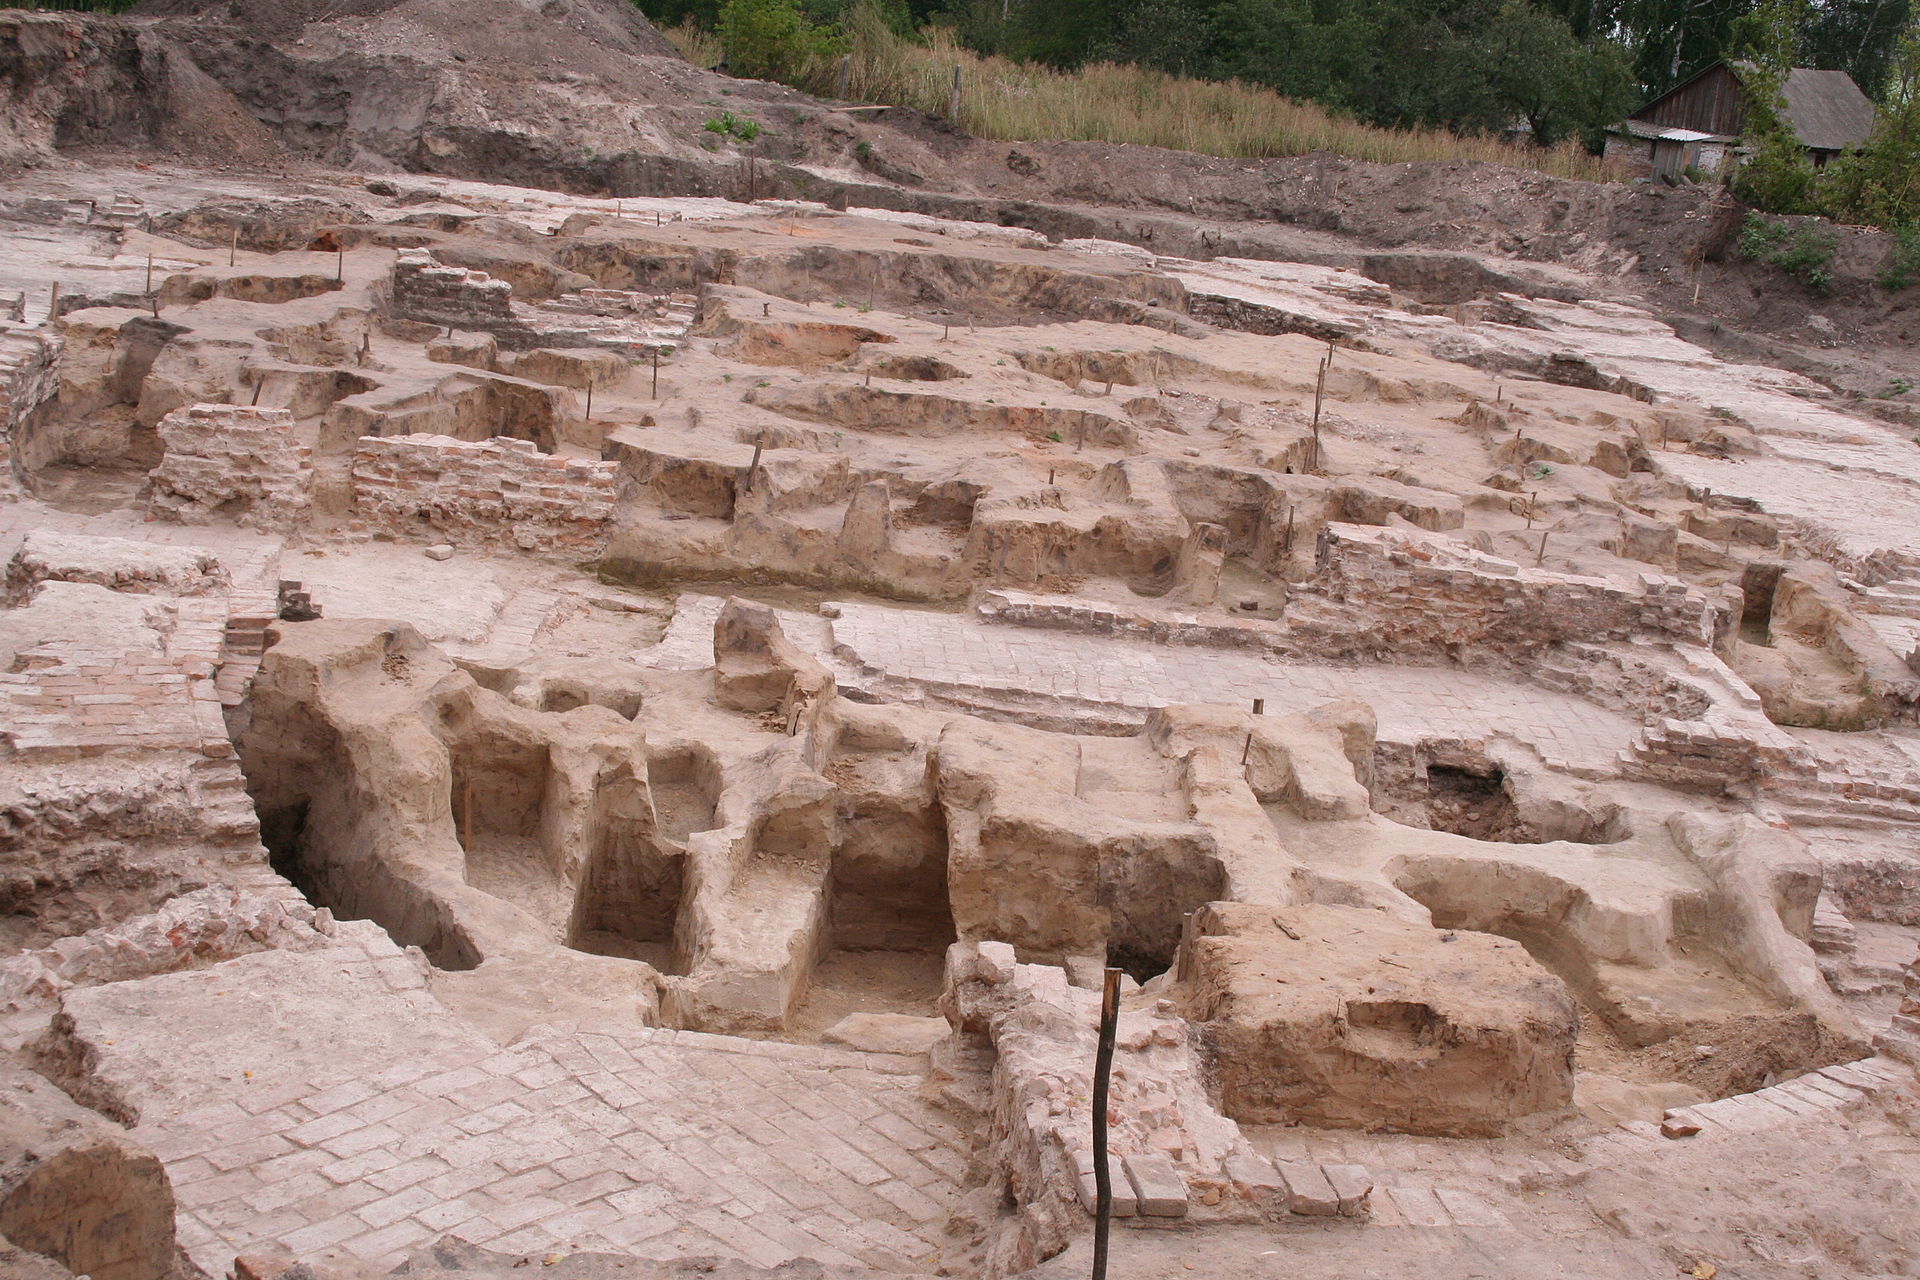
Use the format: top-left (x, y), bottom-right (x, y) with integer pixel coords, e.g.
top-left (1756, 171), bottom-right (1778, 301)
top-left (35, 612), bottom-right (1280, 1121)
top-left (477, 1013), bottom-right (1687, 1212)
top-left (647, 593), bottom-right (1640, 773)
top-left (146, 1024), bottom-right (969, 1276)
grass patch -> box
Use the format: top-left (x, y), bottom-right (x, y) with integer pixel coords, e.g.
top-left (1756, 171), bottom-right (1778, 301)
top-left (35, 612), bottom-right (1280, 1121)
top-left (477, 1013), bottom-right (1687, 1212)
top-left (664, 17), bottom-right (1622, 184)
top-left (1739, 213), bottom-right (1840, 295)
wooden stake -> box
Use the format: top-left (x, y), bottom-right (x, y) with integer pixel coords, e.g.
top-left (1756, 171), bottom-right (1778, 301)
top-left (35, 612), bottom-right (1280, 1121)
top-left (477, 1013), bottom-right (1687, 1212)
top-left (1240, 731), bottom-right (1255, 766)
top-left (744, 432), bottom-right (765, 492)
top-left (1693, 276), bottom-right (1702, 306)
top-left (144, 251), bottom-right (153, 295)
top-left (1536, 532), bottom-right (1549, 565)
top-left (251, 381), bottom-right (262, 406)
top-left (1525, 491), bottom-right (1537, 529)
top-left (864, 370), bottom-right (872, 387)
top-left (942, 323), bottom-right (951, 341)
top-left (48, 281), bottom-right (59, 322)
top-left (230, 225), bottom-right (238, 267)
top-left (1310, 355), bottom-right (1327, 473)
top-left (585, 384), bottom-right (593, 420)
top-left (949, 65), bottom-right (963, 120)
top-left (1048, 468), bottom-right (1055, 484)
top-left (1282, 506), bottom-right (1295, 554)
top-left (1495, 382), bottom-right (1502, 404)
top-left (837, 53), bottom-right (852, 101)
top-left (651, 349), bottom-right (659, 399)
top-left (1091, 967), bottom-right (1122, 1280)
top-left (336, 247), bottom-right (344, 283)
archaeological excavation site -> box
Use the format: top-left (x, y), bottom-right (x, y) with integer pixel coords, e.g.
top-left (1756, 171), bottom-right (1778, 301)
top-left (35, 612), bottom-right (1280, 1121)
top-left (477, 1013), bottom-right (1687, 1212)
top-left (3, 0), bottom-right (1920, 1277)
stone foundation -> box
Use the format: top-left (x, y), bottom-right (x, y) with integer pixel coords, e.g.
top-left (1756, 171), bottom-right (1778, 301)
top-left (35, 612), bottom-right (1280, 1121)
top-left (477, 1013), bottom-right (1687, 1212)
top-left (1294, 521), bottom-right (1730, 654)
top-left (148, 403), bottom-right (312, 531)
top-left (348, 433), bottom-right (619, 553)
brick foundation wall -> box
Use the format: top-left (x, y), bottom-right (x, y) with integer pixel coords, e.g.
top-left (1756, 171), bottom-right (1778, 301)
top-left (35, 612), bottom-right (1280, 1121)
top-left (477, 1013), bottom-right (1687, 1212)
top-left (349, 433), bottom-right (619, 554)
top-left (390, 250), bottom-right (519, 337)
top-left (148, 404), bottom-right (313, 532)
top-left (0, 324), bottom-right (62, 496)
top-left (1294, 522), bottom-right (1730, 654)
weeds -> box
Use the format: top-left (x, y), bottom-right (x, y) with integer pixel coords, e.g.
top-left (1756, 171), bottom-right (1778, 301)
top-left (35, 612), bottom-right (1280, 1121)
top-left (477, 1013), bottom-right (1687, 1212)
top-left (663, 17), bottom-right (1621, 183)
top-left (702, 111), bottom-right (763, 143)
top-left (1880, 226), bottom-right (1920, 292)
top-left (1739, 213), bottom-right (1839, 295)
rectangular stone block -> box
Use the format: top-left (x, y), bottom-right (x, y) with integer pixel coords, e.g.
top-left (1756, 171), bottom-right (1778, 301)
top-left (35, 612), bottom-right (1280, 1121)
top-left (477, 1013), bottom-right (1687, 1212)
top-left (1275, 1160), bottom-right (1340, 1216)
top-left (1073, 1154), bottom-right (1137, 1217)
top-left (1122, 1152), bottom-right (1188, 1218)
top-left (1321, 1162), bottom-right (1374, 1216)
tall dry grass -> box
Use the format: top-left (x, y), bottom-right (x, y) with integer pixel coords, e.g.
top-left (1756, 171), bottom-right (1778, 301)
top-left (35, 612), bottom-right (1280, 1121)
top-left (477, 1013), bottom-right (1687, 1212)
top-left (666, 17), bottom-right (1623, 184)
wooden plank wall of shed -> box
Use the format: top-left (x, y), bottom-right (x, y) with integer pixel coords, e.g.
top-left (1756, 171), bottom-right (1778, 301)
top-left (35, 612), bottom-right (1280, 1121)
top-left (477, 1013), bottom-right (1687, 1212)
top-left (1634, 65), bottom-right (1749, 135)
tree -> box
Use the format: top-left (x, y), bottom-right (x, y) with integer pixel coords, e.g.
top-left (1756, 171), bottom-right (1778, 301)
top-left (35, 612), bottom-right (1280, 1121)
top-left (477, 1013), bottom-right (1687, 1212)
top-left (717, 0), bottom-right (837, 78)
top-left (1481, 0), bottom-right (1637, 142)
top-left (1824, 15), bottom-right (1920, 224)
top-left (1729, 0), bottom-right (1821, 212)
top-left (1802, 0), bottom-right (1914, 97)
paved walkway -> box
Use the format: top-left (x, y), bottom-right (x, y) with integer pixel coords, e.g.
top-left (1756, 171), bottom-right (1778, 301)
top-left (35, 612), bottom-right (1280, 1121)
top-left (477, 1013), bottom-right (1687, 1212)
top-left (149, 1022), bottom-right (967, 1276)
top-left (647, 593), bottom-right (1641, 774)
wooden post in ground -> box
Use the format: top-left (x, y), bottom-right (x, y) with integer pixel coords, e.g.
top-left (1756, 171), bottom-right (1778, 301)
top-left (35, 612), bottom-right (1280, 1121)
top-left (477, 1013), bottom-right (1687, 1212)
top-left (1091, 967), bottom-right (1122, 1280)
top-left (251, 381), bottom-right (262, 406)
top-left (48, 281), bottom-right (59, 323)
top-left (336, 247), bottom-right (344, 283)
top-left (1537, 532), bottom-right (1549, 565)
top-left (144, 251), bottom-right (154, 296)
top-left (651, 349), bottom-right (660, 399)
top-left (230, 225), bottom-right (239, 267)
top-left (585, 384), bottom-right (593, 421)
top-left (1310, 353), bottom-right (1328, 472)
top-left (1525, 491), bottom-right (1537, 529)
top-left (949, 66), bottom-right (963, 120)
top-left (837, 53), bottom-right (852, 101)
top-left (745, 432), bottom-right (765, 492)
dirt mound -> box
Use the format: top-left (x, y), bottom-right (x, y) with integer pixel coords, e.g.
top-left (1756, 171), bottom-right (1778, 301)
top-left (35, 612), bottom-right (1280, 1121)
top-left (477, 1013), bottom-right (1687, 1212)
top-left (130, 0), bottom-right (678, 60)
top-left (0, 12), bottom-right (285, 172)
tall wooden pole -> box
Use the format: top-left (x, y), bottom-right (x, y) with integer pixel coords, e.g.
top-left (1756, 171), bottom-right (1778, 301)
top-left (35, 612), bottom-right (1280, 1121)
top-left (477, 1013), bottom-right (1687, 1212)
top-left (1091, 967), bottom-right (1122, 1280)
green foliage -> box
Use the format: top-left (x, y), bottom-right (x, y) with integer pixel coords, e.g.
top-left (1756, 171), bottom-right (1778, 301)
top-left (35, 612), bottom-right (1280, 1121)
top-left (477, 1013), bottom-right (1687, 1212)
top-left (702, 110), bottom-right (764, 141)
top-left (1880, 226), bottom-right (1920, 290)
top-left (716, 0), bottom-right (838, 80)
top-left (1739, 212), bottom-right (1840, 293)
top-left (1823, 19), bottom-right (1920, 228)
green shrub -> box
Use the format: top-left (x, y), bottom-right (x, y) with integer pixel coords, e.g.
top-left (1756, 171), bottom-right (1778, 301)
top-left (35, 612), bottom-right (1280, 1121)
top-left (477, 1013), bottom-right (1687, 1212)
top-left (1739, 213), bottom-right (1839, 295)
top-left (1879, 226), bottom-right (1920, 292)
top-left (717, 0), bottom-right (836, 82)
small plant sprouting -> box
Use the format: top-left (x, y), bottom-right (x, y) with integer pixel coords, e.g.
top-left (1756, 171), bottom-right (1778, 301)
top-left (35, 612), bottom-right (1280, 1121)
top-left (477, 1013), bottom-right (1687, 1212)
top-left (1889, 378), bottom-right (1915, 398)
top-left (1045, 430), bottom-right (1063, 442)
top-left (755, 379), bottom-right (771, 388)
top-left (702, 111), bottom-right (762, 143)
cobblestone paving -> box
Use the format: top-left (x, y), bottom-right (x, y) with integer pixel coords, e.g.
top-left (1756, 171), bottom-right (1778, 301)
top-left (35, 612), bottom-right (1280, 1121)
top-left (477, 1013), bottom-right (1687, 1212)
top-left (146, 1025), bottom-right (969, 1276)
top-left (647, 593), bottom-right (1640, 773)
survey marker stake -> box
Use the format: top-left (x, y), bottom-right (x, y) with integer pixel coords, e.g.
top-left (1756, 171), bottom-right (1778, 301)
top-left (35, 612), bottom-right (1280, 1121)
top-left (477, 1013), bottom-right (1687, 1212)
top-left (1092, 966), bottom-right (1122, 1280)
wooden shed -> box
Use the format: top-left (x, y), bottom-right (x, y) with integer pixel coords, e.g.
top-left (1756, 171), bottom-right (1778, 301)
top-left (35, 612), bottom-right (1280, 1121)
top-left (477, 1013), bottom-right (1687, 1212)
top-left (1627, 62), bottom-right (1877, 168)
